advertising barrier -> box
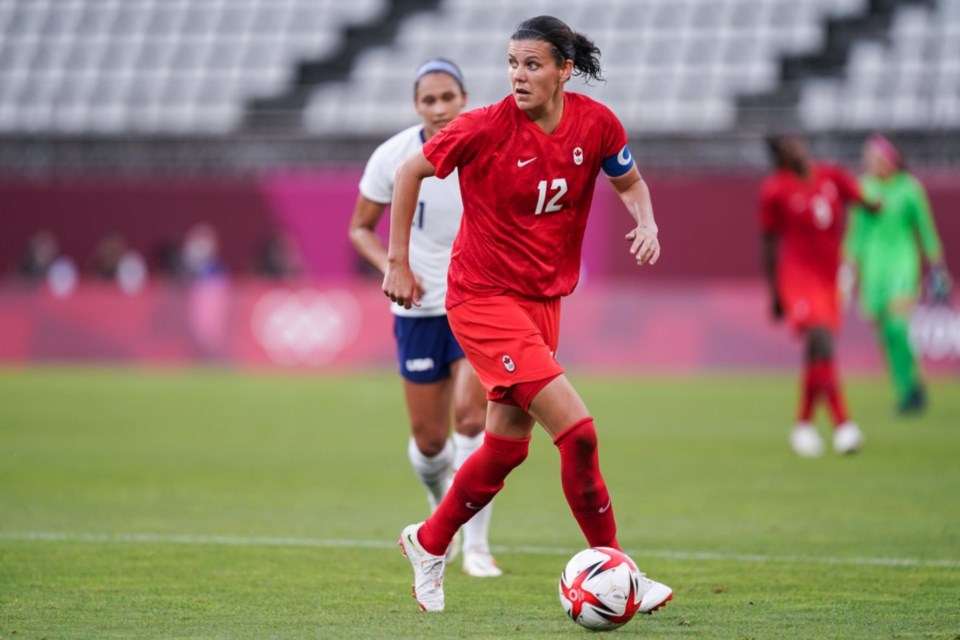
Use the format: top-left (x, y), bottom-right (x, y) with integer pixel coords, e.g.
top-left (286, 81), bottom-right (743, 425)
top-left (2, 278), bottom-right (957, 374)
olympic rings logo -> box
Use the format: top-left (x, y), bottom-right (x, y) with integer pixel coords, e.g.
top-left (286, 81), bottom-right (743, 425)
top-left (251, 289), bottom-right (361, 366)
top-left (910, 305), bottom-right (960, 360)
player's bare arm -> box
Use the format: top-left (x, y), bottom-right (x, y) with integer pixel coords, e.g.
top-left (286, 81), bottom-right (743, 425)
top-left (853, 185), bottom-right (882, 214)
top-left (610, 166), bottom-right (659, 266)
top-left (862, 196), bottom-right (882, 213)
top-left (351, 194), bottom-right (427, 300)
top-left (761, 232), bottom-right (784, 320)
top-left (846, 171), bottom-right (882, 214)
top-left (349, 195), bottom-right (389, 273)
top-left (383, 149), bottom-right (436, 309)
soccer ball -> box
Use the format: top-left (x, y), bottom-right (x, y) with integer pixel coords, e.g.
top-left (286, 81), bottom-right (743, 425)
top-left (558, 546), bottom-right (643, 630)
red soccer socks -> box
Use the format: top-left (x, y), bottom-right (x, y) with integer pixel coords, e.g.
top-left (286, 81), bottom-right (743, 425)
top-left (417, 431), bottom-right (530, 556)
top-left (417, 419), bottom-right (621, 555)
top-left (798, 359), bottom-right (850, 426)
top-left (554, 418), bottom-right (619, 550)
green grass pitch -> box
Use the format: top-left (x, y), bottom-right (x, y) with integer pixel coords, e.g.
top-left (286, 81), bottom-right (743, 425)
top-left (1, 367), bottom-right (958, 639)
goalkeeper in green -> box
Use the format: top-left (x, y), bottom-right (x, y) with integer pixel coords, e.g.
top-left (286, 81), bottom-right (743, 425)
top-left (842, 134), bottom-right (951, 414)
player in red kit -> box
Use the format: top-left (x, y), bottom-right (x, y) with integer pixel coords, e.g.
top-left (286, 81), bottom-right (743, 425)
top-left (760, 134), bottom-right (876, 457)
top-left (385, 15), bottom-right (673, 614)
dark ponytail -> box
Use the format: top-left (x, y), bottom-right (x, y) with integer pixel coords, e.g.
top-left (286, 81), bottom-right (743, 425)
top-left (511, 15), bottom-right (603, 83)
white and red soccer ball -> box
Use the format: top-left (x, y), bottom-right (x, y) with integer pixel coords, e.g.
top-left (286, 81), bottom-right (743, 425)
top-left (558, 546), bottom-right (643, 630)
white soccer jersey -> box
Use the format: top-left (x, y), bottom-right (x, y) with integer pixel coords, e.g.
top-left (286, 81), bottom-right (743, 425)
top-left (359, 124), bottom-right (462, 317)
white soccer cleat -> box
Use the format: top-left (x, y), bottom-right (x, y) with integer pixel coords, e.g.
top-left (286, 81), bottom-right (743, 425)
top-left (462, 549), bottom-right (503, 578)
top-left (790, 424), bottom-right (824, 457)
top-left (638, 574), bottom-right (673, 614)
top-left (833, 421), bottom-right (864, 454)
top-left (398, 522), bottom-right (446, 612)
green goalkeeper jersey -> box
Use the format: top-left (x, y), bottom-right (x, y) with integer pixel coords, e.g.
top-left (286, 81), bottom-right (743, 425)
top-left (844, 172), bottom-right (943, 318)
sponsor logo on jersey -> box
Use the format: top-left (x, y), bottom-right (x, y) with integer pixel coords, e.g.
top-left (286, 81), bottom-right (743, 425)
top-left (502, 354), bottom-right (516, 372)
top-left (573, 147), bottom-right (583, 165)
top-left (517, 157), bottom-right (537, 167)
top-left (405, 357), bottom-right (436, 372)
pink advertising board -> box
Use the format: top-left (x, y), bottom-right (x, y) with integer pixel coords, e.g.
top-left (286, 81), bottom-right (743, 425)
top-left (2, 279), bottom-right (958, 375)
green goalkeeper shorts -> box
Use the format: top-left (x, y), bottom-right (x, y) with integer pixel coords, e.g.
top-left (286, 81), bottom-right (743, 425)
top-left (859, 259), bottom-right (920, 320)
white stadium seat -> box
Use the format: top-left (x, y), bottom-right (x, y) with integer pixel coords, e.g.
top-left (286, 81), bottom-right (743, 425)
top-left (0, 0), bottom-right (954, 135)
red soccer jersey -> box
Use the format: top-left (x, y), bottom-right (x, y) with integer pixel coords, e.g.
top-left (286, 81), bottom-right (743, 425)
top-left (759, 162), bottom-right (863, 294)
top-left (423, 92), bottom-right (629, 308)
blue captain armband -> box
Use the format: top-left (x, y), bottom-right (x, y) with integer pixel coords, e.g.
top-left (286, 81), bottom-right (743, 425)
top-left (602, 144), bottom-right (635, 177)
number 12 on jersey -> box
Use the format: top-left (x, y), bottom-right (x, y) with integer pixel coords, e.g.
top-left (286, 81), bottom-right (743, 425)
top-left (535, 178), bottom-right (567, 215)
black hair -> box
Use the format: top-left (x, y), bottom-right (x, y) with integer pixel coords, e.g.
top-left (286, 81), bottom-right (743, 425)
top-left (511, 15), bottom-right (603, 83)
top-left (765, 134), bottom-right (787, 167)
top-left (764, 132), bottom-right (811, 176)
top-left (765, 133), bottom-right (800, 168)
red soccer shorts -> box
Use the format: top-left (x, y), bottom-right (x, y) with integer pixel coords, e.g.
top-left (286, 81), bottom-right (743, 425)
top-left (780, 277), bottom-right (841, 333)
top-left (447, 295), bottom-right (564, 406)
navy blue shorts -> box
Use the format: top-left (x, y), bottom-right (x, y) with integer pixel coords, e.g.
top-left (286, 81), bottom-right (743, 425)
top-left (394, 315), bottom-right (465, 383)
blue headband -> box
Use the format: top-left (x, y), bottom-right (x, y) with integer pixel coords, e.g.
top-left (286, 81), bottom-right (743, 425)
top-left (414, 59), bottom-right (466, 91)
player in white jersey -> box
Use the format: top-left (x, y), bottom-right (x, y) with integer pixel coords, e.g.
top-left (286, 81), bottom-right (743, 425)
top-left (348, 59), bottom-right (501, 577)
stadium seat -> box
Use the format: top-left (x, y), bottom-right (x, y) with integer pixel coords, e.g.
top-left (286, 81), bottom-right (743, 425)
top-left (798, 0), bottom-right (960, 130)
top-left (304, 0), bottom-right (865, 135)
top-left (0, 0), bottom-right (388, 134)
top-left (0, 0), bottom-right (955, 136)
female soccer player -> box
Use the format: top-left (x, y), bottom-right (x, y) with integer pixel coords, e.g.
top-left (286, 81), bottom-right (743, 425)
top-left (348, 59), bottom-right (502, 578)
top-left (760, 134), bottom-right (876, 457)
top-left (384, 15), bottom-right (673, 613)
top-left (843, 134), bottom-right (951, 414)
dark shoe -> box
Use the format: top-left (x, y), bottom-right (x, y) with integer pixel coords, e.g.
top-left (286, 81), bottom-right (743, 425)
top-left (897, 385), bottom-right (927, 415)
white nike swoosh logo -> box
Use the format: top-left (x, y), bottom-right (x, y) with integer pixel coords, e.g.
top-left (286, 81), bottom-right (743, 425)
top-left (465, 502), bottom-right (483, 510)
top-left (598, 500), bottom-right (611, 514)
top-left (517, 157), bottom-right (537, 167)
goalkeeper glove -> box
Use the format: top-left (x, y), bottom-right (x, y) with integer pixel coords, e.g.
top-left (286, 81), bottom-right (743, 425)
top-left (926, 264), bottom-right (952, 304)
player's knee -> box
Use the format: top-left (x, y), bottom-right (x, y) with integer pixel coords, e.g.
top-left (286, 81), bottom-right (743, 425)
top-left (411, 427), bottom-right (448, 457)
top-left (556, 421), bottom-right (607, 511)
top-left (880, 314), bottom-right (908, 340)
top-left (481, 431), bottom-right (531, 472)
top-left (555, 418), bottom-right (598, 458)
top-left (805, 327), bottom-right (834, 361)
top-left (569, 422), bottom-right (598, 456)
top-left (453, 402), bottom-right (485, 438)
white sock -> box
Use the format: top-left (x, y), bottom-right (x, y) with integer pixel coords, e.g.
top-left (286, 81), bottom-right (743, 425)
top-left (453, 432), bottom-right (494, 554)
top-left (407, 437), bottom-right (453, 512)
top-left (452, 431), bottom-right (483, 470)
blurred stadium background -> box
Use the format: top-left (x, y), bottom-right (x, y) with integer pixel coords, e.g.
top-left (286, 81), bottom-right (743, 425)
top-left (1, 0), bottom-right (958, 374)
